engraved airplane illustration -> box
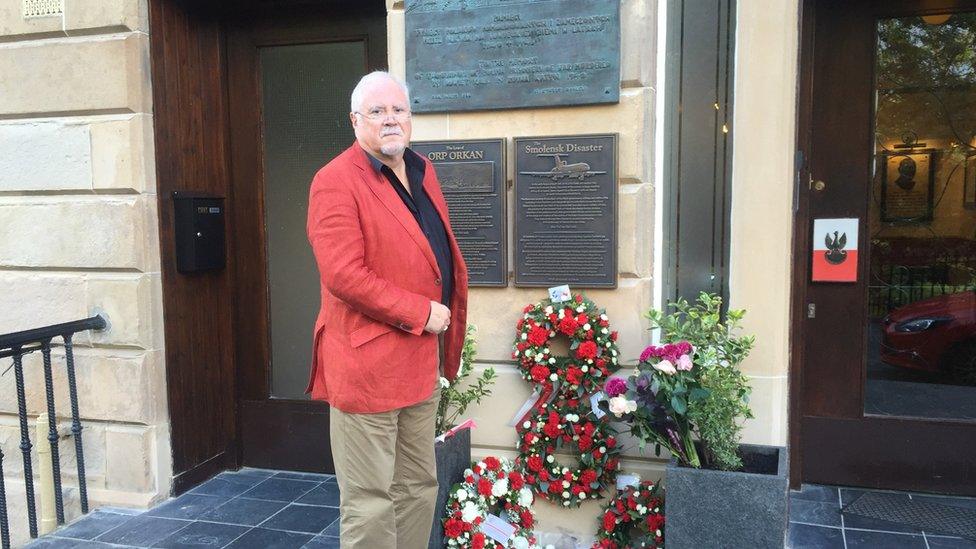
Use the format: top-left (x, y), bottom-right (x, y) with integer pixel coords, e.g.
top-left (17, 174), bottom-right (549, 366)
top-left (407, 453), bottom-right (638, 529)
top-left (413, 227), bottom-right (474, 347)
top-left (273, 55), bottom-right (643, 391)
top-left (519, 153), bottom-right (606, 181)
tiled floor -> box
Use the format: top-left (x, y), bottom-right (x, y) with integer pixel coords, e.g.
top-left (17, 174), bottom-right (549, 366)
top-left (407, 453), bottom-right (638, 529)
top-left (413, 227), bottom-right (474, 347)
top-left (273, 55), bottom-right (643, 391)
top-left (26, 468), bottom-right (340, 548)
top-left (26, 471), bottom-right (976, 548)
top-left (788, 484), bottom-right (976, 549)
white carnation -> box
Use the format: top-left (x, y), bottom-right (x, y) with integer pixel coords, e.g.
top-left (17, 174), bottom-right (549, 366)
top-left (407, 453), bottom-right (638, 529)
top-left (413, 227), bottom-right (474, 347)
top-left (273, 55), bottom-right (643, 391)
top-left (492, 478), bottom-right (509, 497)
top-left (461, 500), bottom-right (479, 522)
top-left (512, 536), bottom-right (530, 549)
top-left (456, 488), bottom-right (468, 501)
top-left (519, 487), bottom-right (534, 507)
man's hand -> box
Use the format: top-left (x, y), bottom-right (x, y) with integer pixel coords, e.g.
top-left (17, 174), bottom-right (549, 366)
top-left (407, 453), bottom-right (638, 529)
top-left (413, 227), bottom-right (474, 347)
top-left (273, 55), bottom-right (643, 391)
top-left (424, 301), bottom-right (451, 334)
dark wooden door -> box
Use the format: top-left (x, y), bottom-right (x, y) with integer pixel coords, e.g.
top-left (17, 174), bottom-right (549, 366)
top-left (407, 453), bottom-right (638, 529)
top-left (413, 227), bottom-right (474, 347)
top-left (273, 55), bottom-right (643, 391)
top-left (795, 0), bottom-right (976, 494)
top-left (226, 5), bottom-right (386, 472)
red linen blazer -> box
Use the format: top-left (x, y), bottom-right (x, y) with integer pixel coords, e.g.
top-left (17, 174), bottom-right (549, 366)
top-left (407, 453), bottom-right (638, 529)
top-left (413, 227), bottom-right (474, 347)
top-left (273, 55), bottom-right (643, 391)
top-left (306, 143), bottom-right (469, 413)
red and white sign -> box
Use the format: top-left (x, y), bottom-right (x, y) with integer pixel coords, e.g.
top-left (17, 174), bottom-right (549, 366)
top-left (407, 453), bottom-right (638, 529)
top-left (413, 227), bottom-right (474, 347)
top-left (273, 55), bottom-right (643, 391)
top-left (812, 218), bottom-right (858, 282)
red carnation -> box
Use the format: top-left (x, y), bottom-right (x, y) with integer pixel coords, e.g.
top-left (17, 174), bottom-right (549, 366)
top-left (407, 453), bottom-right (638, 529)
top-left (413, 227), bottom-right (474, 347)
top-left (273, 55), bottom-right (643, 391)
top-left (558, 315), bottom-right (578, 336)
top-left (523, 304), bottom-right (534, 313)
top-left (527, 326), bottom-right (549, 346)
top-left (509, 471), bottom-right (524, 490)
top-left (610, 331), bottom-right (618, 341)
top-left (580, 469), bottom-right (597, 485)
top-left (576, 313), bottom-right (588, 325)
top-left (602, 511), bottom-right (616, 532)
top-left (606, 436), bottom-right (617, 448)
top-left (575, 340), bottom-right (598, 360)
top-left (575, 294), bottom-right (583, 303)
top-left (565, 367), bottom-right (583, 386)
top-left (530, 365), bottom-right (549, 383)
top-left (647, 514), bottom-right (665, 531)
top-left (521, 510), bottom-right (534, 528)
top-left (578, 435), bottom-right (593, 451)
top-left (583, 422), bottom-right (595, 436)
top-left (444, 518), bottom-right (464, 538)
top-left (483, 456), bottom-right (501, 471)
top-left (627, 497), bottom-right (637, 509)
top-left (548, 482), bottom-right (561, 494)
top-left (543, 421), bottom-right (561, 438)
top-left (572, 485), bottom-right (585, 496)
top-left (472, 532), bottom-right (486, 549)
top-left (477, 478), bottom-right (493, 496)
top-left (527, 455), bottom-right (543, 472)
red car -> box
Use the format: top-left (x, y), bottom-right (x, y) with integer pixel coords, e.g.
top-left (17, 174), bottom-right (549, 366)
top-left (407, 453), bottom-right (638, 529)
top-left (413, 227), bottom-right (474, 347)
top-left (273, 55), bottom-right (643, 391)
top-left (880, 290), bottom-right (976, 385)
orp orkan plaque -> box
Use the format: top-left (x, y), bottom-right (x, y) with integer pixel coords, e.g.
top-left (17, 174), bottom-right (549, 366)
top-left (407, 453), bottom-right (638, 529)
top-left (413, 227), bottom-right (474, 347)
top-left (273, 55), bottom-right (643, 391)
top-left (405, 0), bottom-right (620, 112)
top-left (412, 139), bottom-right (507, 286)
top-left (514, 134), bottom-right (617, 288)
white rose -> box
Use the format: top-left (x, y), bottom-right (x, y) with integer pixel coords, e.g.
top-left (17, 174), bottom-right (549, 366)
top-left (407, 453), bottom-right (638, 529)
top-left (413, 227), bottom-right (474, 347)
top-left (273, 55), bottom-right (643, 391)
top-left (519, 487), bottom-right (534, 507)
top-left (583, 323), bottom-right (591, 331)
top-left (600, 314), bottom-right (608, 320)
top-left (522, 421), bottom-right (531, 429)
top-left (576, 306), bottom-right (585, 312)
top-left (579, 492), bottom-right (587, 500)
top-left (456, 488), bottom-right (468, 501)
top-left (562, 480), bottom-right (570, 488)
top-left (521, 333), bottom-right (527, 340)
top-left (512, 536), bottom-right (530, 549)
top-left (608, 396), bottom-right (638, 417)
top-left (461, 500), bottom-right (480, 522)
top-left (439, 377), bottom-right (450, 389)
top-left (581, 365), bottom-right (588, 372)
top-left (602, 328), bottom-right (609, 334)
top-left (547, 455), bottom-right (554, 463)
top-left (549, 357), bottom-right (556, 364)
top-left (545, 306), bottom-right (553, 314)
top-left (492, 478), bottom-right (509, 497)
top-left (549, 373), bottom-right (558, 381)
top-left (562, 491), bottom-right (570, 498)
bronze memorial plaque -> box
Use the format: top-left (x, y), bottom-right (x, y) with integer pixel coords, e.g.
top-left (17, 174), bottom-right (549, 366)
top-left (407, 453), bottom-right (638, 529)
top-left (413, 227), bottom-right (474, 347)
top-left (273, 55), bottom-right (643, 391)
top-left (404, 0), bottom-right (621, 112)
top-left (514, 134), bottom-right (617, 288)
top-left (412, 139), bottom-right (507, 286)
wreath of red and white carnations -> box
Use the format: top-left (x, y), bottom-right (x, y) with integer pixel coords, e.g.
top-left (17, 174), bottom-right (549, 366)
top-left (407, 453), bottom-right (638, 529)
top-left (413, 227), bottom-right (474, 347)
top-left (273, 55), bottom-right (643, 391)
top-left (516, 399), bottom-right (621, 508)
top-left (443, 456), bottom-right (539, 549)
top-left (592, 481), bottom-right (665, 549)
top-left (513, 293), bottom-right (620, 398)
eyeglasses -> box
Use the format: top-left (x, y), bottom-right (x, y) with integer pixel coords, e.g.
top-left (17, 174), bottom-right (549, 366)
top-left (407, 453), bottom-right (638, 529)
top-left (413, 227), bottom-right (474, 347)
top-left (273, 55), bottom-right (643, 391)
top-left (353, 107), bottom-right (412, 122)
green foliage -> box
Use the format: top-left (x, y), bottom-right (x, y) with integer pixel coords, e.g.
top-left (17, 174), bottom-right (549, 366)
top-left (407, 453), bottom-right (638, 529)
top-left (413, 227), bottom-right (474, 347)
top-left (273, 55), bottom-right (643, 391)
top-left (435, 325), bottom-right (497, 435)
top-left (645, 292), bottom-right (755, 471)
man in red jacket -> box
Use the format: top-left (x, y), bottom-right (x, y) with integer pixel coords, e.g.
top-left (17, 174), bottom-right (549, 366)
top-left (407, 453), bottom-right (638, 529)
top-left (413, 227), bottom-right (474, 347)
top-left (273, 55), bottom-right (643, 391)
top-left (306, 71), bottom-right (468, 548)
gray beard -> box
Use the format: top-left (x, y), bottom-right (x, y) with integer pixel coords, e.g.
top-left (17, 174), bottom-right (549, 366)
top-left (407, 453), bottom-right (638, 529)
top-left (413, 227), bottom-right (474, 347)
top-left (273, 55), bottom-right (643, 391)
top-left (380, 142), bottom-right (405, 156)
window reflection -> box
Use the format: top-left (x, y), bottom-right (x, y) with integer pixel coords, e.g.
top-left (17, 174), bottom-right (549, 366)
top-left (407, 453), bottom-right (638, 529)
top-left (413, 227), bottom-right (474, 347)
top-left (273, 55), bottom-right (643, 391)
top-left (866, 12), bottom-right (976, 419)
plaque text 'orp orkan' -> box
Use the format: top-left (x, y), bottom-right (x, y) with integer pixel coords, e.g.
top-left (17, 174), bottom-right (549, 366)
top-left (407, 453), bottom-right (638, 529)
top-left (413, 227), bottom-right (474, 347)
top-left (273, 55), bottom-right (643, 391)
top-left (405, 0), bottom-right (621, 112)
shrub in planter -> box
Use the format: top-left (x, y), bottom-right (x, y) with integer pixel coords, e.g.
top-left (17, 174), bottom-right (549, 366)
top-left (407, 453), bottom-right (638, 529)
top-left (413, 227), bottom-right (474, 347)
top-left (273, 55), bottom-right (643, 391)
top-left (430, 325), bottom-right (496, 549)
top-left (601, 293), bottom-right (788, 548)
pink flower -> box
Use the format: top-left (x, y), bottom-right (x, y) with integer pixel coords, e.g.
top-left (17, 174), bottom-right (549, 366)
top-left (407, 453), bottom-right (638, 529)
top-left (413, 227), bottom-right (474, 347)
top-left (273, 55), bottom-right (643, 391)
top-left (677, 354), bottom-right (694, 371)
top-left (605, 377), bottom-right (627, 397)
top-left (653, 359), bottom-right (677, 375)
top-left (639, 345), bottom-right (655, 362)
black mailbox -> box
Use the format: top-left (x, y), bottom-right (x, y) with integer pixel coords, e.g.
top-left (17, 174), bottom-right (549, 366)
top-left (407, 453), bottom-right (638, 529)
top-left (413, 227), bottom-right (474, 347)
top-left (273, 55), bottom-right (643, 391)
top-left (173, 192), bottom-right (225, 273)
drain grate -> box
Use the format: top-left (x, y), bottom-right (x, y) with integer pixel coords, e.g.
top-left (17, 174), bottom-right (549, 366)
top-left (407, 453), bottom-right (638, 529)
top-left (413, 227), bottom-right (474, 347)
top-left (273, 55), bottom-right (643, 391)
top-left (842, 492), bottom-right (976, 541)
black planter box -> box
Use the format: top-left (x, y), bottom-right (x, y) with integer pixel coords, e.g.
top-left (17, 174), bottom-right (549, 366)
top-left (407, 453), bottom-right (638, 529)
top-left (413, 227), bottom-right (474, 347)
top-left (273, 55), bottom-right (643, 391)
top-left (428, 428), bottom-right (471, 549)
top-left (665, 444), bottom-right (788, 549)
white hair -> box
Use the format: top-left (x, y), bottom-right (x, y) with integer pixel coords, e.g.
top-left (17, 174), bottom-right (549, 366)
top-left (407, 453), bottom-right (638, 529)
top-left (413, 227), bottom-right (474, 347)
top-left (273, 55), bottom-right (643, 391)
top-left (350, 71), bottom-right (411, 113)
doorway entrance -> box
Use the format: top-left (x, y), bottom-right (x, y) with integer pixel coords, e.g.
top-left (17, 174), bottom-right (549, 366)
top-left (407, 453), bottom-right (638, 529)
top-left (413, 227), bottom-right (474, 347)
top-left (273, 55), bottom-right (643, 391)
top-left (794, 0), bottom-right (976, 494)
top-left (150, 0), bottom-right (387, 491)
top-left (225, 5), bottom-right (386, 474)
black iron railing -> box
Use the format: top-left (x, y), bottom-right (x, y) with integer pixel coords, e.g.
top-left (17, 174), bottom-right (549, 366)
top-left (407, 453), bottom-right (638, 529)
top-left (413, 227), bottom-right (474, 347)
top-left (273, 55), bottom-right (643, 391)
top-left (0, 315), bottom-right (106, 548)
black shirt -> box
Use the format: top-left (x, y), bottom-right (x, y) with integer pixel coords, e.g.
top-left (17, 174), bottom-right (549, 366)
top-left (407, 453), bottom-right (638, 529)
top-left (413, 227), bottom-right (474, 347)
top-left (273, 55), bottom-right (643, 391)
top-left (365, 148), bottom-right (454, 306)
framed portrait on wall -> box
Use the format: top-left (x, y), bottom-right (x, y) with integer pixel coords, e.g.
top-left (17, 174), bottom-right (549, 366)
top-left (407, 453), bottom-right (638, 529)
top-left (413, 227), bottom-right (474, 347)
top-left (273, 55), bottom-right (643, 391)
top-left (879, 150), bottom-right (936, 222)
top-left (964, 153), bottom-right (976, 210)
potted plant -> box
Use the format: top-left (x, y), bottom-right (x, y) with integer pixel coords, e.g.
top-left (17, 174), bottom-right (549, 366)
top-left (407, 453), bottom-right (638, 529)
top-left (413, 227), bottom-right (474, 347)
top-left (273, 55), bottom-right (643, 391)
top-left (602, 293), bottom-right (788, 549)
top-left (429, 325), bottom-right (496, 549)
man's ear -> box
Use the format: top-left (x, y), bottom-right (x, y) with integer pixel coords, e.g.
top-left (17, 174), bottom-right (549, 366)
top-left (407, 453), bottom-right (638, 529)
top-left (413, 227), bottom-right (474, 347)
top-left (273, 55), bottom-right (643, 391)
top-left (349, 112), bottom-right (358, 127)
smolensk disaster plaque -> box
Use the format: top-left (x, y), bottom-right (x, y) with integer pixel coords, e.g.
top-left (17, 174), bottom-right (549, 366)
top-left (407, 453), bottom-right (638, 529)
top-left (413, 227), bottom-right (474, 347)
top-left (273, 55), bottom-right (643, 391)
top-left (514, 134), bottom-right (617, 288)
top-left (412, 139), bottom-right (508, 286)
top-left (405, 0), bottom-right (621, 112)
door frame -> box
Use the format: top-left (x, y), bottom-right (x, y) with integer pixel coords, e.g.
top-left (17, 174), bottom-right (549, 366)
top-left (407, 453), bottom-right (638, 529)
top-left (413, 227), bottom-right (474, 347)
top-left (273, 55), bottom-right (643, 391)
top-left (790, 0), bottom-right (976, 494)
top-left (225, 6), bottom-right (387, 473)
top-left (150, 0), bottom-right (387, 493)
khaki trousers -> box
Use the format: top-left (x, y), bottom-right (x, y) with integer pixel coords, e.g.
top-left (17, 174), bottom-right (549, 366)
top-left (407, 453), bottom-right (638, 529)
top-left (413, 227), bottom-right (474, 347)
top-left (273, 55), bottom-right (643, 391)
top-left (330, 388), bottom-right (440, 549)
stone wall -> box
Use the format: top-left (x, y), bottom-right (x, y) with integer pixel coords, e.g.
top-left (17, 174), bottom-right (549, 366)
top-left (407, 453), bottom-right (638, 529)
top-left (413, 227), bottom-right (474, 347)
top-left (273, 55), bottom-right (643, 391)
top-left (387, 0), bottom-right (660, 542)
top-left (0, 0), bottom-right (169, 544)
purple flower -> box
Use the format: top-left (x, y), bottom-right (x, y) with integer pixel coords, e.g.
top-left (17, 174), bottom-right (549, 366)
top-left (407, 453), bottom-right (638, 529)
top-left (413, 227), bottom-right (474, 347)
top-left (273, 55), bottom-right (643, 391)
top-left (605, 377), bottom-right (627, 397)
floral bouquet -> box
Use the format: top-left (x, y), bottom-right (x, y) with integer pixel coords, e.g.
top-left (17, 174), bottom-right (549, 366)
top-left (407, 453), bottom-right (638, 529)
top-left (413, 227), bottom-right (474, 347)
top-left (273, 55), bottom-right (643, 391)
top-left (601, 293), bottom-right (755, 470)
top-left (592, 480), bottom-right (665, 549)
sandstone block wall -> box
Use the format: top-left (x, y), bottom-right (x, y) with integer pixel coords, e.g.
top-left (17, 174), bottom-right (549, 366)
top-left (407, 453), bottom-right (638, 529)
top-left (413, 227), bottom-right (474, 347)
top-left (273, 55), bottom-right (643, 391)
top-left (0, 0), bottom-right (169, 544)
